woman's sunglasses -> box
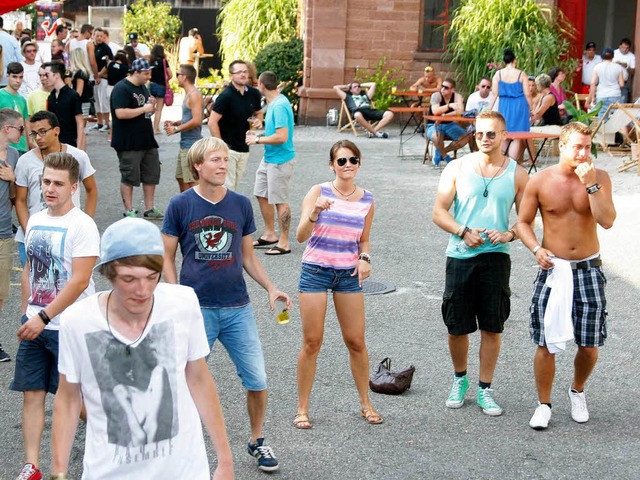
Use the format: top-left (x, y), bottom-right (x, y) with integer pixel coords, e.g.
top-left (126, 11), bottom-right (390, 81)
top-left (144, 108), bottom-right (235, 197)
top-left (334, 156), bottom-right (360, 166)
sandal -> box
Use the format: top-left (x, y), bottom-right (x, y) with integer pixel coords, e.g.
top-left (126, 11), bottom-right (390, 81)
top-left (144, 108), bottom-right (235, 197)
top-left (361, 408), bottom-right (383, 425)
top-left (293, 412), bottom-right (313, 429)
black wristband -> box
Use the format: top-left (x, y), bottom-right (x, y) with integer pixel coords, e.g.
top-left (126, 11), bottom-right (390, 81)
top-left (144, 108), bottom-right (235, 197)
top-left (586, 183), bottom-right (601, 194)
top-left (38, 310), bottom-right (51, 325)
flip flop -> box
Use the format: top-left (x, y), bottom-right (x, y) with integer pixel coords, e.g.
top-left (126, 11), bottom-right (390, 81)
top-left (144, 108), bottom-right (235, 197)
top-left (361, 408), bottom-right (383, 425)
top-left (253, 237), bottom-right (278, 247)
top-left (265, 247), bottom-right (291, 256)
top-left (293, 413), bottom-right (313, 429)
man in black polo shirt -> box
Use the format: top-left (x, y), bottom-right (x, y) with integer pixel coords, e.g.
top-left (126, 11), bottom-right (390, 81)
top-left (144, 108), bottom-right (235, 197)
top-left (44, 61), bottom-right (85, 151)
top-left (110, 58), bottom-right (163, 220)
top-left (90, 27), bottom-right (114, 132)
top-left (208, 59), bottom-right (263, 190)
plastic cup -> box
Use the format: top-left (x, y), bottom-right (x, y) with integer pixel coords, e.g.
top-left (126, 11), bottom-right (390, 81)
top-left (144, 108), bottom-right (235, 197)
top-left (248, 116), bottom-right (258, 130)
top-left (275, 300), bottom-right (290, 324)
top-left (391, 85), bottom-right (397, 94)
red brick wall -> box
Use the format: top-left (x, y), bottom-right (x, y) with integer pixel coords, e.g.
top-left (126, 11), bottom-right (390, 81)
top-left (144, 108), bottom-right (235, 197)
top-left (299, 0), bottom-right (452, 124)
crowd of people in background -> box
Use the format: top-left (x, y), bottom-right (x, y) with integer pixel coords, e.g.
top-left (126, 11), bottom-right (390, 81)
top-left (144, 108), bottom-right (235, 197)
top-left (0, 15), bottom-right (631, 480)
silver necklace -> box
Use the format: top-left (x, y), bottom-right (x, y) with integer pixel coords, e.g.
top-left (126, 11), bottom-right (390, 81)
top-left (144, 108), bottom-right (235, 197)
top-left (105, 291), bottom-right (154, 355)
top-left (479, 156), bottom-right (507, 198)
top-left (332, 181), bottom-right (357, 198)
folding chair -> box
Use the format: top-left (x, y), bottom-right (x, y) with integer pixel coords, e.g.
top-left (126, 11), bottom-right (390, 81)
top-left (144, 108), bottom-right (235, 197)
top-left (336, 87), bottom-right (378, 137)
top-left (591, 103), bottom-right (640, 153)
top-left (574, 93), bottom-right (589, 111)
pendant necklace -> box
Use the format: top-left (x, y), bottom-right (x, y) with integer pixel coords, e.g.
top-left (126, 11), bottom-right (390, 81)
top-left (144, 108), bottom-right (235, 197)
top-left (39, 143), bottom-right (63, 160)
top-left (105, 291), bottom-right (154, 355)
top-left (332, 181), bottom-right (357, 199)
top-left (479, 156), bottom-right (507, 198)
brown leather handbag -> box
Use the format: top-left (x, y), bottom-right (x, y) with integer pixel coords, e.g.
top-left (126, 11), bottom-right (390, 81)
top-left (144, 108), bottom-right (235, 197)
top-left (369, 357), bottom-right (415, 395)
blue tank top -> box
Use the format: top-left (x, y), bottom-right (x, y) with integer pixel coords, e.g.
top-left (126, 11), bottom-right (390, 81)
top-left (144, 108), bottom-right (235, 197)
top-left (446, 158), bottom-right (517, 259)
top-left (180, 90), bottom-right (203, 149)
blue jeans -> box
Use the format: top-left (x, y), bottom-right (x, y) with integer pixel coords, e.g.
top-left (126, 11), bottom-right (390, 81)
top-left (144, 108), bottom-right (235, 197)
top-left (298, 263), bottom-right (362, 293)
top-left (595, 96), bottom-right (622, 120)
top-left (201, 304), bottom-right (267, 391)
top-left (427, 122), bottom-right (467, 165)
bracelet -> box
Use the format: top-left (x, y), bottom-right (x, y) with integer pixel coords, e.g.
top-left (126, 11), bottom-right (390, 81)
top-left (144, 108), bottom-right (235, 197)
top-left (460, 226), bottom-right (470, 238)
top-left (308, 215), bottom-right (317, 223)
top-left (38, 309), bottom-right (51, 325)
top-left (508, 229), bottom-right (517, 242)
top-left (455, 225), bottom-right (466, 237)
top-left (532, 245), bottom-right (541, 255)
top-left (50, 474), bottom-right (68, 480)
top-left (256, 135), bottom-right (259, 144)
top-left (358, 252), bottom-right (371, 264)
top-left (586, 183), bottom-right (601, 194)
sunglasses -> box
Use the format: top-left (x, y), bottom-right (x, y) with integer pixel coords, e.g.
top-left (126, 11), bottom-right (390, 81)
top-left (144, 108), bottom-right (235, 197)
top-left (442, 85), bottom-right (452, 90)
top-left (480, 85), bottom-right (491, 89)
top-left (474, 131), bottom-right (500, 140)
top-left (6, 125), bottom-right (25, 134)
top-left (335, 156), bottom-right (360, 166)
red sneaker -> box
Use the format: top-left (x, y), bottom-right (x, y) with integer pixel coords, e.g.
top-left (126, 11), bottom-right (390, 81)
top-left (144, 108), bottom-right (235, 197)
top-left (16, 463), bottom-right (42, 480)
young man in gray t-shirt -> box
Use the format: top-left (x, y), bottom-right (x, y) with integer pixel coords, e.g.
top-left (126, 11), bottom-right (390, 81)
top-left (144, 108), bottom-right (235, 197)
top-left (0, 108), bottom-right (23, 362)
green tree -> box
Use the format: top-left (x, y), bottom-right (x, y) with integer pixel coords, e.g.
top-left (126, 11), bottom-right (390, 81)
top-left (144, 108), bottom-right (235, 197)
top-left (121, 0), bottom-right (182, 49)
top-left (254, 38), bottom-right (303, 116)
top-left (218, 0), bottom-right (298, 73)
top-left (355, 58), bottom-right (406, 112)
top-left (447, 0), bottom-right (577, 95)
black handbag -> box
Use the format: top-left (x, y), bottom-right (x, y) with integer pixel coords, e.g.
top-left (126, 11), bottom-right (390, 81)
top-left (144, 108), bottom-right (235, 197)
top-left (369, 357), bottom-right (415, 395)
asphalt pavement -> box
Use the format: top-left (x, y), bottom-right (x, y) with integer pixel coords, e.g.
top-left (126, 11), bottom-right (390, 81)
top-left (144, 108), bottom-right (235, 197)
top-left (0, 111), bottom-right (639, 479)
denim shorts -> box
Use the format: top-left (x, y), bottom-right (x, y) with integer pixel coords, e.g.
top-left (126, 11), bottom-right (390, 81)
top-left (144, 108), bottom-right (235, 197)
top-left (10, 316), bottom-right (60, 394)
top-left (298, 263), bottom-right (362, 293)
top-left (201, 304), bottom-right (267, 391)
top-left (149, 82), bottom-right (166, 98)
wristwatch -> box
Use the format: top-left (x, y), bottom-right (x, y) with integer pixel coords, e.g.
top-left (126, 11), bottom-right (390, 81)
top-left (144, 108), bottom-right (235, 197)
top-left (586, 183), bottom-right (601, 194)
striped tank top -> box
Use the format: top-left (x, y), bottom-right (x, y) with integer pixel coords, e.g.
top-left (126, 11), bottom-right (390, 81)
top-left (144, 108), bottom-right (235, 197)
top-left (302, 182), bottom-right (373, 269)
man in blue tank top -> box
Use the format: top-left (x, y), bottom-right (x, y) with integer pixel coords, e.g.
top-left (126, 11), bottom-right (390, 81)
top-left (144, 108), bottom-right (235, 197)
top-left (432, 110), bottom-right (529, 417)
top-left (164, 64), bottom-right (203, 192)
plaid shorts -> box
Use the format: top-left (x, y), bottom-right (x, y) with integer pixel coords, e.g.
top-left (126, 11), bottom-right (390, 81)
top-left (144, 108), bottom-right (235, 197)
top-left (529, 266), bottom-right (608, 347)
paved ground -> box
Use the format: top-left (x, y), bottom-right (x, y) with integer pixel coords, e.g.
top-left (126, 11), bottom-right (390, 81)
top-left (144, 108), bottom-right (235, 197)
top-left (0, 108), bottom-right (639, 479)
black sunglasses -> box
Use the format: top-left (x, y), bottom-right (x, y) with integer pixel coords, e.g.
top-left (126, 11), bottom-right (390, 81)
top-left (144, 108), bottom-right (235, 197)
top-left (474, 131), bottom-right (499, 140)
top-left (442, 85), bottom-right (452, 90)
top-left (335, 156), bottom-right (360, 166)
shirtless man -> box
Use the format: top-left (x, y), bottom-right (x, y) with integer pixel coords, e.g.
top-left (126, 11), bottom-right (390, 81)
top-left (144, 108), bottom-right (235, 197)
top-left (517, 121), bottom-right (616, 430)
top-left (410, 65), bottom-right (443, 94)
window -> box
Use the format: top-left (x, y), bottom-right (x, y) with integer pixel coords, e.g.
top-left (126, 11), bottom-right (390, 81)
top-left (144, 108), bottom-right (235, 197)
top-left (422, 0), bottom-right (459, 52)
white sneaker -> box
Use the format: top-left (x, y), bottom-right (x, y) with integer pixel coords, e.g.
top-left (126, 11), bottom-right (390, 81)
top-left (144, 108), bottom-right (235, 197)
top-left (529, 403), bottom-right (551, 430)
top-left (99, 124), bottom-right (110, 132)
top-left (569, 387), bottom-right (589, 423)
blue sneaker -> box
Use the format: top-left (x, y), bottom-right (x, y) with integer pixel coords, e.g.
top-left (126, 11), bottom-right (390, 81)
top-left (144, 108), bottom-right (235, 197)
top-left (248, 438), bottom-right (279, 472)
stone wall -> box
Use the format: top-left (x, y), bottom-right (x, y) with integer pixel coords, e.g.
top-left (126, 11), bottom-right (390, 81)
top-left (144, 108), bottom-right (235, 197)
top-left (299, 0), bottom-right (453, 125)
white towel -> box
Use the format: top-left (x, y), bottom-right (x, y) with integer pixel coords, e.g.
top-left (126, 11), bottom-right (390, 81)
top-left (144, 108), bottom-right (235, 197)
top-left (543, 258), bottom-right (574, 354)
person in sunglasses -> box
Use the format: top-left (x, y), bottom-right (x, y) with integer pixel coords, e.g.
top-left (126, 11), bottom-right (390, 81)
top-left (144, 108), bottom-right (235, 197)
top-left (333, 81), bottom-right (394, 138)
top-left (432, 110), bottom-right (529, 417)
top-left (294, 139), bottom-right (382, 429)
top-left (427, 77), bottom-right (471, 167)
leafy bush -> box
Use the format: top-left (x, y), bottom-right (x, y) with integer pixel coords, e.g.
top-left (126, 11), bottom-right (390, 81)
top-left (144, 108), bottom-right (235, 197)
top-left (218, 0), bottom-right (298, 73)
top-left (254, 38), bottom-right (304, 118)
top-left (122, 0), bottom-right (182, 50)
top-left (448, 0), bottom-right (577, 95)
top-left (355, 58), bottom-right (406, 111)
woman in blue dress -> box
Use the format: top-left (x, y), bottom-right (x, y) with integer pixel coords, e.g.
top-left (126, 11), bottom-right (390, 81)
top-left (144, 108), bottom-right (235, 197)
top-left (489, 48), bottom-right (532, 161)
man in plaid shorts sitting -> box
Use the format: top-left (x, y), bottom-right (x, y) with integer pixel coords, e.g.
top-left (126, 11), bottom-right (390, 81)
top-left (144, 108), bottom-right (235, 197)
top-left (517, 121), bottom-right (616, 430)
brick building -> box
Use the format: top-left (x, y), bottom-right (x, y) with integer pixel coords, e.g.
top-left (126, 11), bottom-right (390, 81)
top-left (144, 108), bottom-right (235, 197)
top-left (298, 0), bottom-right (640, 125)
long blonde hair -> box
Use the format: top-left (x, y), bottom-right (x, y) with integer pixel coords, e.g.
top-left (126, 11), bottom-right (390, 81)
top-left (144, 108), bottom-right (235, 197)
top-left (70, 47), bottom-right (90, 77)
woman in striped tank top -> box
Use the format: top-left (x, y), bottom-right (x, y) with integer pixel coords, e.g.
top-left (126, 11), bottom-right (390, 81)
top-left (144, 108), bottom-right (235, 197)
top-left (293, 140), bottom-right (382, 429)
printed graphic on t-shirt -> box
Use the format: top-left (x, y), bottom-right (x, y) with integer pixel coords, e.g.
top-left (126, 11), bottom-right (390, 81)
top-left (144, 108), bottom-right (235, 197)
top-left (190, 215), bottom-right (236, 266)
top-left (85, 321), bottom-right (178, 462)
top-left (351, 94), bottom-right (370, 110)
top-left (27, 226), bottom-right (69, 306)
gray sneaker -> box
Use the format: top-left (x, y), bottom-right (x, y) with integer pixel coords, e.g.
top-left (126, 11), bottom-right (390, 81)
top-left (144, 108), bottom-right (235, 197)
top-left (143, 208), bottom-right (164, 220)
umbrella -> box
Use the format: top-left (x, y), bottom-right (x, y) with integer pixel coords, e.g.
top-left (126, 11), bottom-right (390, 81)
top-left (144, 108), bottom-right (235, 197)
top-left (1, 1), bottom-right (36, 16)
